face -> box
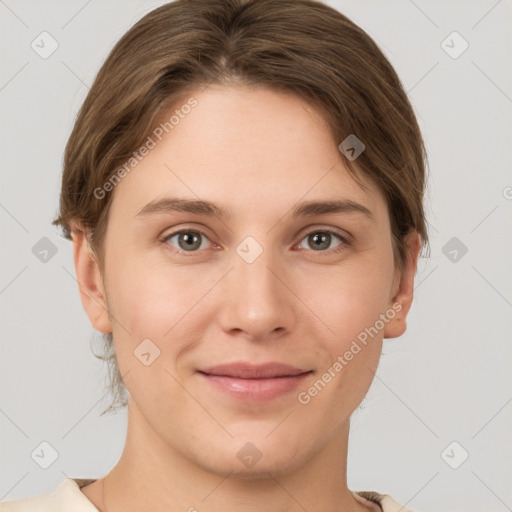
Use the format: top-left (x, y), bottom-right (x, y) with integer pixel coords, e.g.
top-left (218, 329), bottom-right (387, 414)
top-left (75, 84), bottom-right (417, 479)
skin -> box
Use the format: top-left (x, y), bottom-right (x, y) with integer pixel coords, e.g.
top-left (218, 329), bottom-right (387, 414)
top-left (72, 84), bottom-right (420, 512)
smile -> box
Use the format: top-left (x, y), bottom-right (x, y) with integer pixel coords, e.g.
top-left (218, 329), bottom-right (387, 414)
top-left (197, 362), bottom-right (313, 401)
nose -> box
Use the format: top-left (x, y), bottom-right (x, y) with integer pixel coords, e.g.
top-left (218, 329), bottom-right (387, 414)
top-left (216, 245), bottom-right (296, 343)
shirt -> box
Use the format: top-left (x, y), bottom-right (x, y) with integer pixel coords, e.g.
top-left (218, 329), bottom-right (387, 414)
top-left (0, 478), bottom-right (416, 511)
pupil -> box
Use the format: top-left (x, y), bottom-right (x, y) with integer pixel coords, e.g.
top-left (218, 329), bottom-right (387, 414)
top-left (311, 232), bottom-right (329, 250)
top-left (181, 232), bottom-right (200, 250)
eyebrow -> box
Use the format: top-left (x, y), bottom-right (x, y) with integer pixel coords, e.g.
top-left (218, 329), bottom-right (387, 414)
top-left (136, 197), bottom-right (373, 221)
top-left (291, 199), bottom-right (373, 220)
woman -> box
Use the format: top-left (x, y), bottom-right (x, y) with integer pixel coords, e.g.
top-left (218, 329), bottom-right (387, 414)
top-left (2, 0), bottom-right (428, 510)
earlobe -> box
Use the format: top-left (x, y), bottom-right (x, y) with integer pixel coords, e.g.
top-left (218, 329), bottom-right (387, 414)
top-left (70, 222), bottom-right (112, 334)
top-left (383, 231), bottom-right (421, 339)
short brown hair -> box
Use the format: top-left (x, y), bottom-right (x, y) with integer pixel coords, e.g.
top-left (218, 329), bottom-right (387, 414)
top-left (53, 0), bottom-right (430, 414)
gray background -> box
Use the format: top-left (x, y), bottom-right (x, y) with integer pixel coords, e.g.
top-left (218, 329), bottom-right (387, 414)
top-left (1, 1), bottom-right (511, 511)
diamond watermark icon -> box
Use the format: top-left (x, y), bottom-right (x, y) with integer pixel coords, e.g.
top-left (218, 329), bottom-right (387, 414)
top-left (237, 442), bottom-right (262, 468)
top-left (134, 338), bottom-right (161, 366)
top-left (32, 237), bottom-right (58, 263)
top-left (236, 236), bottom-right (263, 264)
top-left (441, 441), bottom-right (469, 469)
top-left (31, 31), bottom-right (59, 59)
top-left (338, 134), bottom-right (365, 161)
top-left (31, 441), bottom-right (59, 469)
top-left (442, 236), bottom-right (468, 263)
top-left (441, 31), bottom-right (469, 59)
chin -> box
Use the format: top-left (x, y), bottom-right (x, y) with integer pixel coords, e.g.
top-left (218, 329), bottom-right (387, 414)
top-left (202, 457), bottom-right (303, 481)
top-left (189, 440), bottom-right (310, 481)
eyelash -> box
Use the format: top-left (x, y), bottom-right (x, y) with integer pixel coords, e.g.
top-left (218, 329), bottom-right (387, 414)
top-left (161, 228), bottom-right (350, 255)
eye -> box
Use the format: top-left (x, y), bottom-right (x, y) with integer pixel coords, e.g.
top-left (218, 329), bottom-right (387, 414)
top-left (163, 230), bottom-right (212, 252)
top-left (297, 229), bottom-right (348, 253)
top-left (161, 228), bottom-right (350, 255)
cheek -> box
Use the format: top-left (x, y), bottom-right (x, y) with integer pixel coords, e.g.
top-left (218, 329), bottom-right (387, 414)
top-left (295, 251), bottom-right (394, 406)
top-left (301, 252), bottom-right (395, 346)
top-left (111, 273), bottom-right (169, 337)
top-left (103, 256), bottom-right (201, 403)
top-left (106, 251), bottom-right (196, 335)
top-left (296, 265), bottom-right (391, 415)
top-left (103, 251), bottom-right (220, 376)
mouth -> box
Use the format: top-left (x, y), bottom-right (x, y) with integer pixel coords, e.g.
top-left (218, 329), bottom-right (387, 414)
top-left (197, 362), bottom-right (313, 401)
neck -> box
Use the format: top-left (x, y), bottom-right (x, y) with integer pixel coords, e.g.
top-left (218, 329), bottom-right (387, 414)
top-left (100, 400), bottom-right (369, 512)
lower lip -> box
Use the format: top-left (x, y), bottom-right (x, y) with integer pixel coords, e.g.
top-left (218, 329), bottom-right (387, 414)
top-left (198, 372), bottom-right (312, 401)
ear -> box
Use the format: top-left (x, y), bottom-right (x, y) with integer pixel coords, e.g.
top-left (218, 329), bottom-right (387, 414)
top-left (70, 221), bottom-right (112, 334)
top-left (383, 231), bottom-right (421, 339)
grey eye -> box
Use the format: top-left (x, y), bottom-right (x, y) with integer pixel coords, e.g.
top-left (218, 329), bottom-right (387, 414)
top-left (299, 231), bottom-right (343, 251)
top-left (165, 231), bottom-right (209, 252)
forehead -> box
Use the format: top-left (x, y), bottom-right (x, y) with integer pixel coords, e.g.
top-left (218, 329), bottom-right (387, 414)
top-left (108, 85), bottom-right (387, 224)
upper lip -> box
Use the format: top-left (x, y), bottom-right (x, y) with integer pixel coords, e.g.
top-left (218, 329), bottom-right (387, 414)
top-left (199, 362), bottom-right (310, 379)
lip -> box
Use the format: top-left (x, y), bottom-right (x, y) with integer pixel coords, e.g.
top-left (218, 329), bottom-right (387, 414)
top-left (200, 362), bottom-right (308, 378)
top-left (197, 362), bottom-right (312, 401)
